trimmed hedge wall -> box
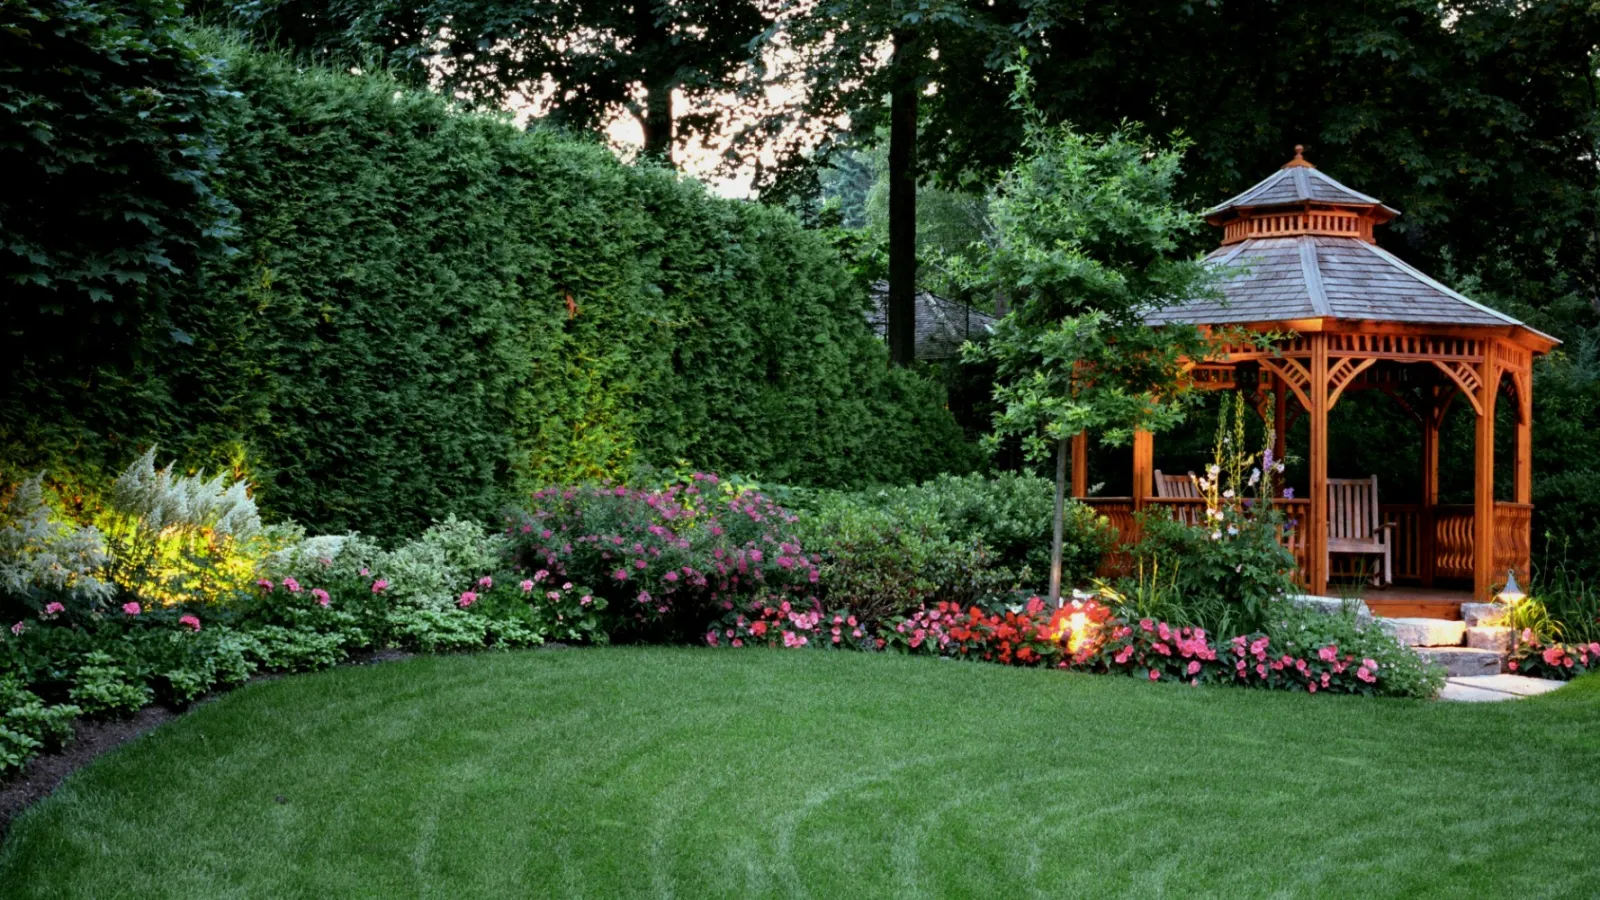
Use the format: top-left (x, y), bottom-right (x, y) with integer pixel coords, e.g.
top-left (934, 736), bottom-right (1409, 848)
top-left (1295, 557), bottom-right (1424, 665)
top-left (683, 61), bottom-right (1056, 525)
top-left (1, 24), bottom-right (976, 538)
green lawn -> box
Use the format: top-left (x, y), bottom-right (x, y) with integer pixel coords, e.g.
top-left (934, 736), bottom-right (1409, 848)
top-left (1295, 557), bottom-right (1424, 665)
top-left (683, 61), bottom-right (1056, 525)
top-left (2, 649), bottom-right (1598, 898)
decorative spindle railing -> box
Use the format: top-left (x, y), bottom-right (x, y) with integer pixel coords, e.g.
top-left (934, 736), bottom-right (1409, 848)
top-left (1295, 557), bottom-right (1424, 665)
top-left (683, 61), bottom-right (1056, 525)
top-left (1082, 497), bottom-right (1530, 590)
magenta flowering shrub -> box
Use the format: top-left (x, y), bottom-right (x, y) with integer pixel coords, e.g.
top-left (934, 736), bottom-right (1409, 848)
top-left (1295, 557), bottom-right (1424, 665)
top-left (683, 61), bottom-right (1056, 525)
top-left (1508, 631), bottom-right (1599, 679)
top-left (507, 477), bottom-right (822, 639)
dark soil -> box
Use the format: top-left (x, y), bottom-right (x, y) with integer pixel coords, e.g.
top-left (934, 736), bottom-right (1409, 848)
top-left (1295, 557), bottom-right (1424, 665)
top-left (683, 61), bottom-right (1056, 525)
top-left (0, 648), bottom-right (417, 839)
top-left (0, 705), bottom-right (176, 839)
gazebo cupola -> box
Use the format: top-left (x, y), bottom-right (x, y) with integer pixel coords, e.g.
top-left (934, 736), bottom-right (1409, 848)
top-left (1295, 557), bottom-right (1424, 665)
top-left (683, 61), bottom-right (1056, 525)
top-left (1077, 148), bottom-right (1560, 606)
top-left (1208, 146), bottom-right (1397, 245)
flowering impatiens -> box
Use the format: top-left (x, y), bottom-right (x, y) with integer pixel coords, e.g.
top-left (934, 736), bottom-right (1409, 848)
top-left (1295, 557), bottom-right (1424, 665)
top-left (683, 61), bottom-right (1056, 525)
top-left (311, 588), bottom-right (331, 607)
top-left (122, 602), bottom-right (141, 616)
top-left (179, 614), bottom-right (202, 632)
top-left (705, 590), bottom-right (1413, 697)
top-left (1509, 631), bottom-right (1599, 680)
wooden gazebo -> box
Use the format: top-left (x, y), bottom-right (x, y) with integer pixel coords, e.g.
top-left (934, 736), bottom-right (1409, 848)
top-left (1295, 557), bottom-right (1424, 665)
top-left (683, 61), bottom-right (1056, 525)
top-left (1074, 147), bottom-right (1559, 605)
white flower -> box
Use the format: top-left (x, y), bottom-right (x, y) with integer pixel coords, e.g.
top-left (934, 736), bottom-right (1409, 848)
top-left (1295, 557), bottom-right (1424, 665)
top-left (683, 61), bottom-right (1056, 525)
top-left (1227, 525), bottom-right (1239, 536)
top-left (1248, 468), bottom-right (1261, 487)
top-left (1211, 531), bottom-right (1223, 541)
top-left (1222, 489), bottom-right (1235, 499)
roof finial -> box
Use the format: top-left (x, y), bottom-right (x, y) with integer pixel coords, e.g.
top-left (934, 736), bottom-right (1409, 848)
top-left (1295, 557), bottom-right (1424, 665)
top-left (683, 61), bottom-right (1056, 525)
top-left (1283, 144), bottom-right (1315, 168)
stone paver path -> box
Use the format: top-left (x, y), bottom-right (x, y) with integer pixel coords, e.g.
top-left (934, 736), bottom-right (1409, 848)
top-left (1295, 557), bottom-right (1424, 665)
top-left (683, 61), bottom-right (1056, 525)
top-left (1439, 674), bottom-right (1567, 702)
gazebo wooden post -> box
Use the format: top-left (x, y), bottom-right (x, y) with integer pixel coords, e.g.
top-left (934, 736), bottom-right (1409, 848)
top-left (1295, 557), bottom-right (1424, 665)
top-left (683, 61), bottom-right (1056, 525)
top-left (1131, 429), bottom-right (1154, 534)
top-left (1514, 380), bottom-right (1533, 506)
top-left (1071, 431), bottom-right (1088, 499)
top-left (1307, 334), bottom-right (1330, 595)
top-left (1420, 386), bottom-right (1441, 588)
top-left (1473, 348), bottom-right (1499, 600)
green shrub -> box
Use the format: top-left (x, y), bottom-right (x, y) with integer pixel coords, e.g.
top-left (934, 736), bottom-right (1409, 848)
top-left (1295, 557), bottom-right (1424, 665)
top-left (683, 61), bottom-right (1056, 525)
top-left (3, 34), bottom-right (977, 540)
top-left (0, 677), bottom-right (79, 775)
top-left (858, 472), bottom-right (1112, 584)
top-left (67, 651), bottom-right (153, 717)
top-left (1258, 605), bottom-right (1444, 700)
top-left (794, 493), bottom-right (997, 627)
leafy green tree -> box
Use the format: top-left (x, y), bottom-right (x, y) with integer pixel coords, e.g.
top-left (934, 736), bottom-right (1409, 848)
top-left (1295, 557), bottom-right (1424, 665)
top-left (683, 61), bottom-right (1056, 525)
top-left (753, 0), bottom-right (1017, 365)
top-left (207, 0), bottom-right (770, 162)
top-left (958, 63), bottom-right (1215, 603)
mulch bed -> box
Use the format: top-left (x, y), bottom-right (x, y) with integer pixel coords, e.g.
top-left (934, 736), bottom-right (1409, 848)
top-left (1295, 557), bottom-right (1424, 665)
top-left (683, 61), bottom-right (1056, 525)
top-left (0, 648), bottom-right (417, 840)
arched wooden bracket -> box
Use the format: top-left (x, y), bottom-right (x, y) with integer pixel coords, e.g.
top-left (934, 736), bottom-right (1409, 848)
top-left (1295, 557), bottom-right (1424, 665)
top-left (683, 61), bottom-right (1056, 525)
top-left (1326, 357), bottom-right (1376, 409)
top-left (1430, 360), bottom-right (1485, 417)
top-left (1259, 356), bottom-right (1312, 414)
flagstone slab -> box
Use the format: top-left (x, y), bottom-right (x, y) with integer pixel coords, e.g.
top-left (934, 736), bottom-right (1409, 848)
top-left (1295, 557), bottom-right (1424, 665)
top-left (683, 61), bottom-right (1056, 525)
top-left (1446, 674), bottom-right (1566, 697)
top-left (1439, 683), bottom-right (1518, 702)
top-left (1414, 646), bottom-right (1502, 677)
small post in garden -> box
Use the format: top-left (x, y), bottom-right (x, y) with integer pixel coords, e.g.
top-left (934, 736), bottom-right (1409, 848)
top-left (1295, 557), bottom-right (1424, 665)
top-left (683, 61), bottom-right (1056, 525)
top-left (1049, 435), bottom-right (1068, 607)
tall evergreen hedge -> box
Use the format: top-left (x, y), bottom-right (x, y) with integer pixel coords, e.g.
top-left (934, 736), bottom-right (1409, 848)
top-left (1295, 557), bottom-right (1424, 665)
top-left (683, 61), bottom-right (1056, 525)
top-left (1, 22), bottom-right (977, 539)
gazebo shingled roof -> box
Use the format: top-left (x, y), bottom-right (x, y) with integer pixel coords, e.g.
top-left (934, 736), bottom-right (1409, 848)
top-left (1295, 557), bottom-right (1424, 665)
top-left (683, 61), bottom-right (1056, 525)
top-left (1076, 147), bottom-right (1560, 608)
top-left (1147, 146), bottom-right (1557, 340)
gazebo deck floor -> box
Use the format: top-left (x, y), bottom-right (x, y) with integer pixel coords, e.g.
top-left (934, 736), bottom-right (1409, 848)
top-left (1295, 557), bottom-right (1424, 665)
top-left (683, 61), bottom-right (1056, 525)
top-left (1346, 586), bottom-right (1476, 620)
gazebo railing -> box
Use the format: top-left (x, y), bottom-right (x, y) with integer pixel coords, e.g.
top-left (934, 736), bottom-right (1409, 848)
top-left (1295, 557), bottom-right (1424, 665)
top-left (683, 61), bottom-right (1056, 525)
top-left (1083, 497), bottom-right (1530, 590)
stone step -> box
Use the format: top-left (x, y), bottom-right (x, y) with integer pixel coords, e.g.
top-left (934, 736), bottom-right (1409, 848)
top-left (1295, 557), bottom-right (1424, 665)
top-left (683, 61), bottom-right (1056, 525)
top-left (1414, 646), bottom-right (1504, 677)
top-left (1460, 602), bottom-right (1506, 627)
top-left (1465, 626), bottom-right (1514, 653)
top-left (1380, 617), bottom-right (1466, 648)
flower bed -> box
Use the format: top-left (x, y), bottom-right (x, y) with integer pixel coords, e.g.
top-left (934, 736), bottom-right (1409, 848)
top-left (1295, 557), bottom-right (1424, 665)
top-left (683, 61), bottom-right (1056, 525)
top-left (1508, 631), bottom-right (1600, 680)
top-left (706, 593), bottom-right (1442, 699)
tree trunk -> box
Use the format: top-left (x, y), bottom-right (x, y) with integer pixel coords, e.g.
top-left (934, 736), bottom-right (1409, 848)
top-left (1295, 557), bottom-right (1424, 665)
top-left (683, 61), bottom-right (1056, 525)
top-left (1049, 435), bottom-right (1068, 607)
top-left (640, 81), bottom-right (674, 164)
top-left (887, 28), bottom-right (920, 367)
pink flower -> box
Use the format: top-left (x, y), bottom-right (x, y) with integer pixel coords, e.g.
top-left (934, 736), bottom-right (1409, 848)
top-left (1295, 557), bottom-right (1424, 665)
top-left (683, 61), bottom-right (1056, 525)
top-left (1114, 645), bottom-right (1134, 665)
top-left (1362, 658), bottom-right (1378, 671)
top-left (1356, 666), bottom-right (1376, 683)
top-left (458, 590), bottom-right (478, 608)
top-left (122, 602), bottom-right (141, 616)
top-left (613, 569), bottom-right (628, 581)
top-left (311, 588), bottom-right (330, 607)
top-left (10, 621), bottom-right (23, 636)
top-left (705, 631), bottom-right (719, 647)
top-left (580, 595), bottom-right (592, 606)
top-left (731, 638), bottom-right (743, 648)
top-left (1187, 660), bottom-right (1201, 676)
top-left (1507, 660), bottom-right (1519, 672)
top-left (1139, 618), bottom-right (1154, 632)
top-left (283, 577), bottom-right (301, 593)
top-left (1318, 646), bottom-right (1337, 662)
top-left (547, 591), bottom-right (560, 600)
top-left (634, 558), bottom-right (647, 570)
top-left (478, 576), bottom-right (493, 589)
top-left (42, 602), bottom-right (65, 618)
top-left (520, 579), bottom-right (535, 592)
top-left (371, 579), bottom-right (389, 593)
top-left (534, 569), bottom-right (549, 582)
top-left (1148, 669), bottom-right (1160, 681)
top-left (663, 571), bottom-right (679, 582)
top-left (257, 579), bottom-right (275, 593)
top-left (563, 582), bottom-right (573, 590)
top-left (360, 567), bottom-right (370, 576)
top-left (179, 614), bottom-right (202, 632)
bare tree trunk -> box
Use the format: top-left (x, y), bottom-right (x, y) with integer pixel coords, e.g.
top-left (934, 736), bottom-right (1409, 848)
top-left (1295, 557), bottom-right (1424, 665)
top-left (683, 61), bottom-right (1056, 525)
top-left (1049, 435), bottom-right (1068, 607)
top-left (887, 28), bottom-right (919, 367)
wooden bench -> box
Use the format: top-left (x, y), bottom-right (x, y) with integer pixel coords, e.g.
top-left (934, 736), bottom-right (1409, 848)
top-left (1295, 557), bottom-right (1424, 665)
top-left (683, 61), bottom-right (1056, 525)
top-left (1153, 469), bottom-right (1204, 525)
top-left (1328, 476), bottom-right (1393, 586)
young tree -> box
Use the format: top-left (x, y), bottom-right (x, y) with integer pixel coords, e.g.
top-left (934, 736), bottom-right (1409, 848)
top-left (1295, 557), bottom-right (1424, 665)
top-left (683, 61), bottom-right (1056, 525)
top-left (958, 62), bottom-right (1216, 605)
